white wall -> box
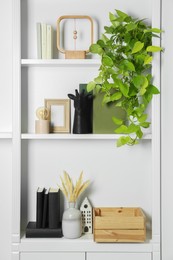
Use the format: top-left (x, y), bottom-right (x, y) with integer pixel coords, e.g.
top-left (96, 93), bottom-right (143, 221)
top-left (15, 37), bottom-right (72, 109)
top-left (161, 0), bottom-right (173, 259)
top-left (0, 1), bottom-right (12, 260)
top-left (0, 0), bottom-right (12, 132)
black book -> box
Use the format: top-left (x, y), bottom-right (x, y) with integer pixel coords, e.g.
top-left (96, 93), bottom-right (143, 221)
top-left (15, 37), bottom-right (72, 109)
top-left (36, 187), bottom-right (45, 228)
top-left (42, 189), bottom-right (48, 228)
top-left (26, 222), bottom-right (62, 238)
top-left (48, 188), bottom-right (60, 229)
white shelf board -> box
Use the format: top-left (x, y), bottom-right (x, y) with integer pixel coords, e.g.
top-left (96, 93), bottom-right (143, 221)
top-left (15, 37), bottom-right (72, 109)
top-left (0, 132), bottom-right (12, 139)
top-left (21, 133), bottom-right (152, 140)
top-left (20, 233), bottom-right (153, 253)
top-left (21, 59), bottom-right (101, 67)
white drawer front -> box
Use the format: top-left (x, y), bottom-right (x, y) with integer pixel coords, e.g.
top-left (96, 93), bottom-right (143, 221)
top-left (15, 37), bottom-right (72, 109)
top-left (87, 252), bottom-right (151, 260)
top-left (20, 252), bottom-right (85, 260)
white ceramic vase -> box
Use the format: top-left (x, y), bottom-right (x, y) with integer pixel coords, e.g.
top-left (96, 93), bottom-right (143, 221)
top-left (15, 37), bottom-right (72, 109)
top-left (62, 202), bottom-right (82, 239)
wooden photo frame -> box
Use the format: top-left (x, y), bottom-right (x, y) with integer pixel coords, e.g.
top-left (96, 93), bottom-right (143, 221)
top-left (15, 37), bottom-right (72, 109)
top-left (45, 99), bottom-right (70, 133)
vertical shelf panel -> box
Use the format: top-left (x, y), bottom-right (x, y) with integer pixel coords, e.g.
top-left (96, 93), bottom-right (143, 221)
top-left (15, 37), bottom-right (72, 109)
top-left (12, 0), bottom-right (21, 244)
top-left (151, 0), bottom-right (161, 249)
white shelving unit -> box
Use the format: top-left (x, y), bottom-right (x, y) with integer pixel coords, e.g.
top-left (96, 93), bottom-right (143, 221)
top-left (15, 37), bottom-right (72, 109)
top-left (0, 132), bottom-right (12, 139)
top-left (21, 59), bottom-right (101, 67)
top-left (12, 0), bottom-right (161, 260)
top-left (21, 133), bottom-right (152, 140)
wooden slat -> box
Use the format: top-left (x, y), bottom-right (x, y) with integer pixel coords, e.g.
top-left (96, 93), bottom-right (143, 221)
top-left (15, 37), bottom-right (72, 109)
top-left (94, 229), bottom-right (146, 243)
top-left (95, 216), bottom-right (145, 230)
top-left (94, 207), bottom-right (140, 217)
top-left (94, 208), bottom-right (145, 230)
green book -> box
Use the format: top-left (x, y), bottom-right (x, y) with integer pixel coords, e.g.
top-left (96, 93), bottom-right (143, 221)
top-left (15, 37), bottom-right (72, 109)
top-left (93, 91), bottom-right (126, 134)
top-left (79, 84), bottom-right (126, 134)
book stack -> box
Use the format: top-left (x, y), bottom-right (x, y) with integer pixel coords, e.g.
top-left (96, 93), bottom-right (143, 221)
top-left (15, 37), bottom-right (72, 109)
top-left (26, 187), bottom-right (62, 238)
top-left (37, 23), bottom-right (53, 59)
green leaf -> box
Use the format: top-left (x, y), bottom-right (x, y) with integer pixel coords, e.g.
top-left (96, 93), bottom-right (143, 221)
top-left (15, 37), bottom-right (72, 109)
top-left (146, 46), bottom-right (163, 52)
top-left (140, 86), bottom-right (148, 96)
top-left (110, 92), bottom-right (122, 101)
top-left (104, 26), bottom-right (114, 34)
top-left (144, 55), bottom-right (153, 65)
top-left (95, 84), bottom-right (101, 94)
top-left (139, 77), bottom-right (148, 95)
top-left (127, 123), bottom-right (139, 134)
top-left (117, 136), bottom-right (131, 147)
top-left (132, 41), bottom-right (144, 54)
top-left (114, 125), bottom-right (128, 134)
top-left (94, 76), bottom-right (102, 84)
top-left (136, 127), bottom-right (143, 138)
top-left (133, 75), bottom-right (148, 89)
top-left (109, 12), bottom-right (120, 27)
top-left (135, 106), bottom-right (145, 117)
top-left (120, 60), bottom-right (135, 72)
top-left (140, 122), bottom-right (151, 128)
top-left (118, 82), bottom-right (129, 97)
top-left (112, 116), bottom-right (123, 126)
top-left (87, 81), bottom-right (96, 92)
top-left (97, 40), bottom-right (105, 48)
top-left (147, 85), bottom-right (160, 94)
top-left (90, 44), bottom-right (103, 55)
top-left (102, 55), bottom-right (114, 67)
top-left (138, 114), bottom-right (147, 123)
top-left (144, 28), bottom-right (162, 33)
top-left (102, 95), bottom-right (111, 104)
top-left (124, 33), bottom-right (131, 44)
top-left (128, 85), bottom-right (138, 96)
top-left (115, 101), bottom-right (123, 107)
top-left (133, 75), bottom-right (143, 88)
top-left (126, 23), bottom-right (137, 32)
top-left (109, 12), bottom-right (116, 21)
top-left (102, 34), bottom-right (109, 43)
top-left (116, 9), bottom-right (128, 19)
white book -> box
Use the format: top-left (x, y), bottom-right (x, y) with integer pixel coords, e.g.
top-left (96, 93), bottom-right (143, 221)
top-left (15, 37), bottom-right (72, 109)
top-left (46, 24), bottom-right (53, 59)
top-left (41, 23), bottom-right (47, 59)
top-left (36, 23), bottom-right (42, 59)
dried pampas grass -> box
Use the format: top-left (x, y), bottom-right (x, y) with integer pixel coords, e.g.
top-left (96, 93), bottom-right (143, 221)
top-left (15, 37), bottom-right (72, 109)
top-left (58, 171), bottom-right (90, 202)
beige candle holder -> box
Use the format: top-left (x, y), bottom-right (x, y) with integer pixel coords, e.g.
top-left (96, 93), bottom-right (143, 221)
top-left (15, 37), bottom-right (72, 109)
top-left (35, 107), bottom-right (50, 134)
top-left (35, 120), bottom-right (50, 134)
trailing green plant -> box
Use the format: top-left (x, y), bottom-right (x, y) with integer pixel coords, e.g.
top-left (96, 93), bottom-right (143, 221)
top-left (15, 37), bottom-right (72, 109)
top-left (87, 9), bottom-right (162, 146)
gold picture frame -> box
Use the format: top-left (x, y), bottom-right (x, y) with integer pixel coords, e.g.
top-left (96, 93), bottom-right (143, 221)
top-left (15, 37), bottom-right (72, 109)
top-left (45, 99), bottom-right (70, 133)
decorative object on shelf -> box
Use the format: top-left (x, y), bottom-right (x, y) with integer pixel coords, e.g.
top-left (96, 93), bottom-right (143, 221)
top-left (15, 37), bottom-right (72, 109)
top-left (48, 188), bottom-right (60, 229)
top-left (93, 90), bottom-right (126, 134)
top-left (68, 89), bottom-right (92, 134)
top-left (58, 171), bottom-right (90, 238)
top-left (36, 187), bottom-right (61, 229)
top-left (26, 222), bottom-right (62, 238)
top-left (26, 187), bottom-right (62, 238)
top-left (62, 201), bottom-right (82, 239)
top-left (80, 197), bottom-right (93, 234)
top-left (35, 106), bottom-right (50, 134)
top-left (93, 207), bottom-right (146, 243)
top-left (37, 23), bottom-right (53, 59)
top-left (42, 189), bottom-right (48, 228)
top-left (45, 99), bottom-right (70, 133)
top-left (57, 15), bottom-right (94, 59)
top-left (87, 9), bottom-right (162, 146)
top-left (36, 187), bottom-right (45, 228)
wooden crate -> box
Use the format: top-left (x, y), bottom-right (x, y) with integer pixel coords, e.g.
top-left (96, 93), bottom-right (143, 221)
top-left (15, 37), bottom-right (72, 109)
top-left (93, 207), bottom-right (146, 243)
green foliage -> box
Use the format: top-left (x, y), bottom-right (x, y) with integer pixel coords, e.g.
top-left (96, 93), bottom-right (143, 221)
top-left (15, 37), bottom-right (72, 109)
top-left (87, 9), bottom-right (163, 146)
